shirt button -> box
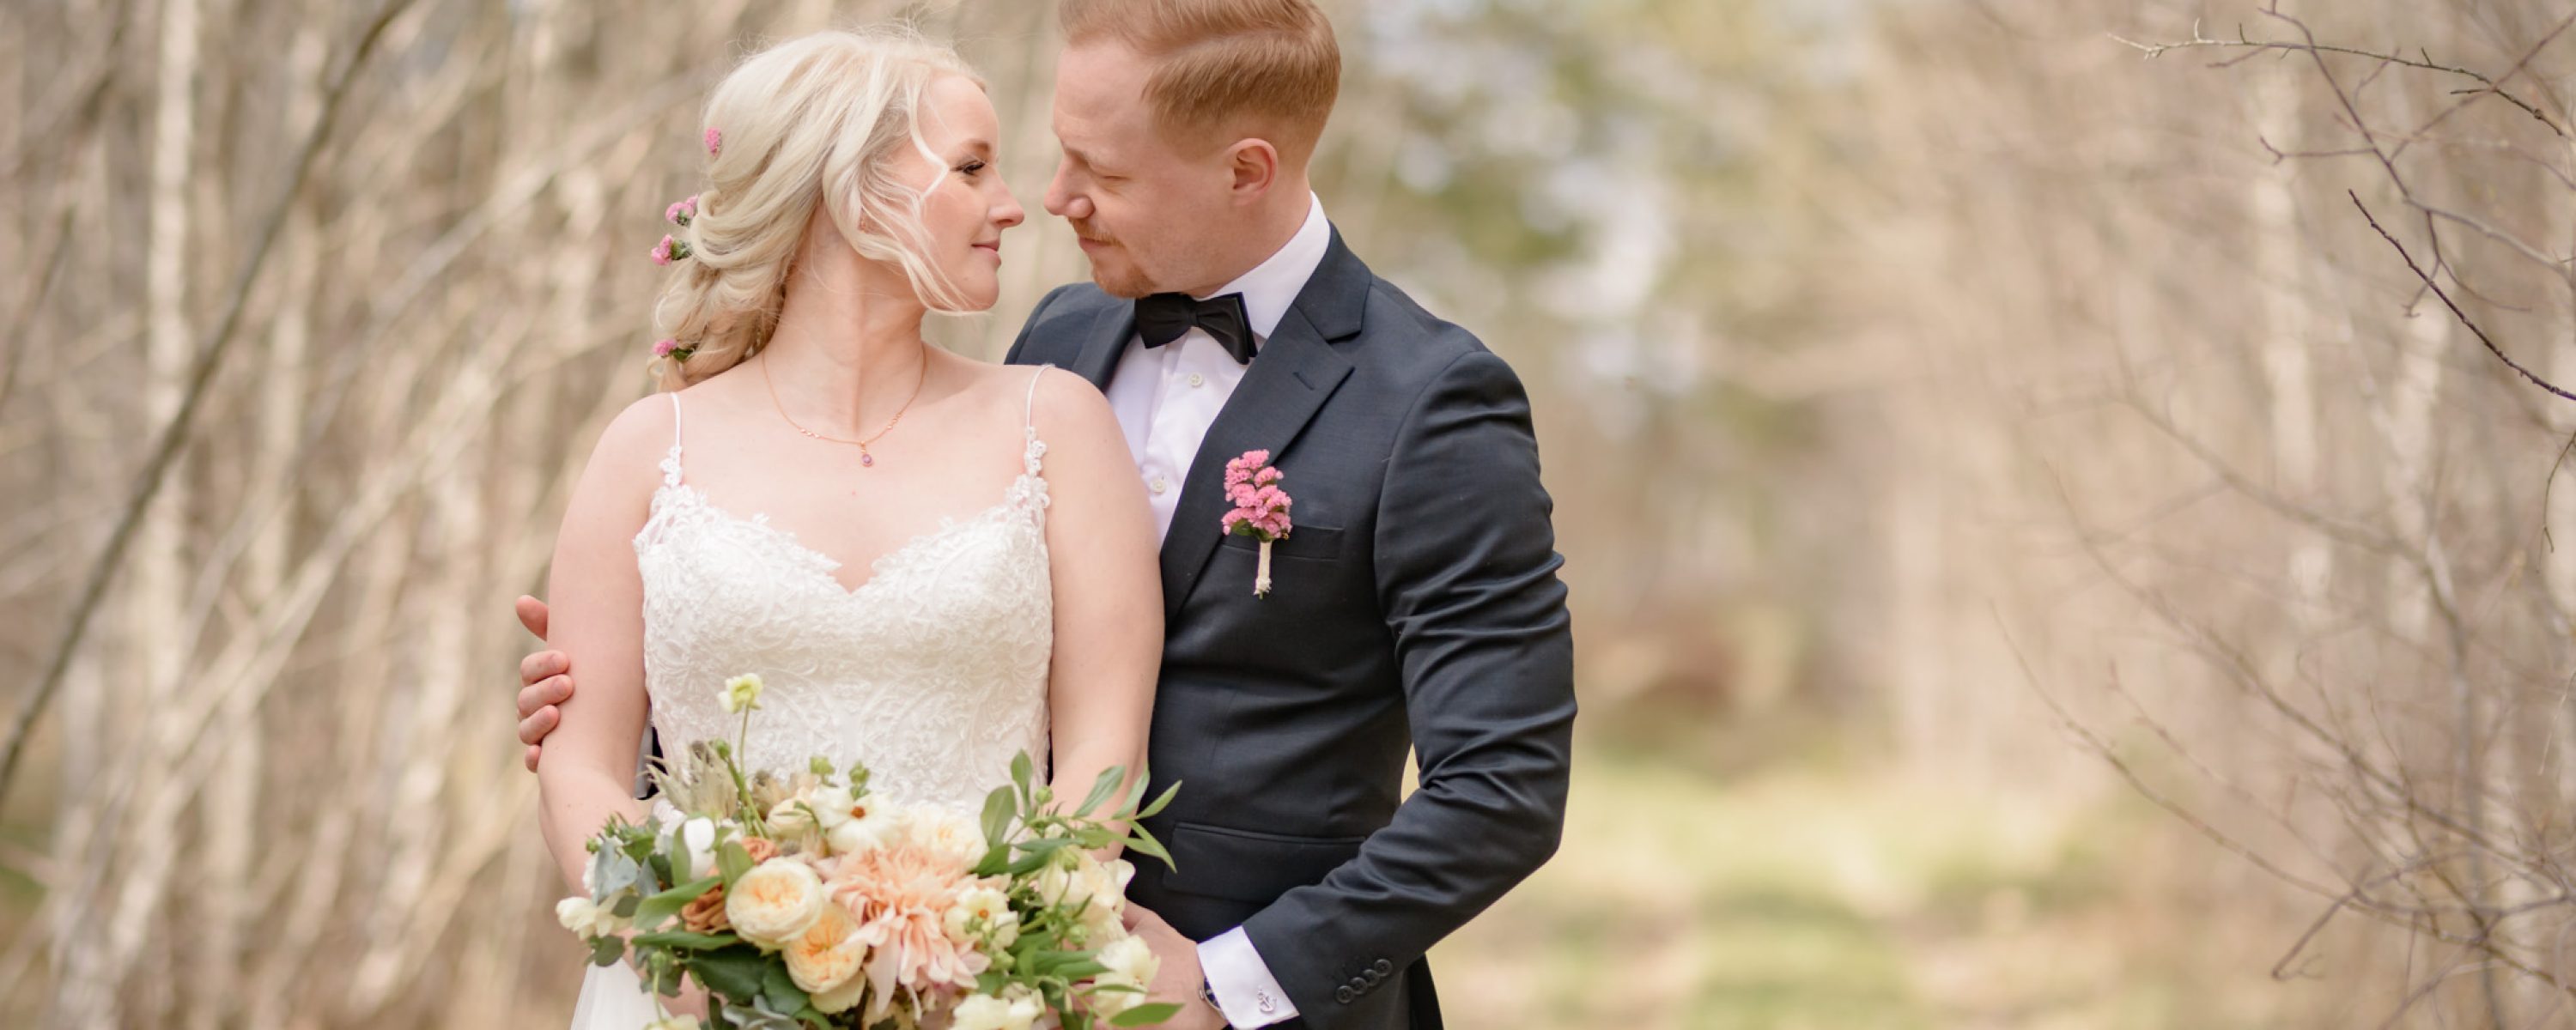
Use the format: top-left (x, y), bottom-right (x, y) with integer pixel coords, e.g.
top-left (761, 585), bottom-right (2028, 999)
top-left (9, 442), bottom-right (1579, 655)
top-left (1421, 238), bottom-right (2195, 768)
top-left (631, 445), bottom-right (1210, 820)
top-left (1188, 373), bottom-right (1206, 388)
top-left (1149, 477), bottom-right (1170, 495)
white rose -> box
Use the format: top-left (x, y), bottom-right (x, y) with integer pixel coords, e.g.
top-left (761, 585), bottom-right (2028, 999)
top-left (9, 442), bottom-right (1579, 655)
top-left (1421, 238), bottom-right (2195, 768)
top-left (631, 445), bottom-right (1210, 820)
top-left (1096, 931), bottom-right (1158, 985)
top-left (646, 1017), bottom-right (701, 1030)
top-left (952, 985), bottom-right (1042, 1030)
top-left (1090, 934), bottom-right (1158, 1017)
top-left (554, 895), bottom-right (628, 938)
top-left (725, 858), bottom-right (828, 950)
top-left (1037, 851), bottom-right (1132, 927)
top-left (811, 969), bottom-right (867, 1015)
top-left (1080, 857), bottom-right (1134, 932)
top-left (782, 903), bottom-right (866, 996)
top-left (901, 805), bottom-right (988, 864)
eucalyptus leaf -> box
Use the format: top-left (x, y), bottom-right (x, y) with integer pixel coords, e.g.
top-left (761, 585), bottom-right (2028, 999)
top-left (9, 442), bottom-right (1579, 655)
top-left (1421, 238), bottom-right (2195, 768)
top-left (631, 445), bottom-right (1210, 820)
top-left (981, 785), bottom-right (1016, 848)
top-left (718, 838), bottom-right (754, 886)
top-left (1136, 779), bottom-right (1182, 821)
top-left (1125, 823), bottom-right (1174, 868)
top-left (1075, 764), bottom-right (1126, 817)
top-left (1015, 837), bottom-right (1075, 858)
top-left (1121, 761), bottom-right (1156, 814)
top-left (1110, 1003), bottom-right (1185, 1027)
top-left (1052, 958), bottom-right (1109, 980)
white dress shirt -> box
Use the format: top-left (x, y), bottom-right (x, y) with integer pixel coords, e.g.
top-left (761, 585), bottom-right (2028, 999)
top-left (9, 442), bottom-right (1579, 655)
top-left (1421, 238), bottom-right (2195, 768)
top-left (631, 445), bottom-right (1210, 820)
top-left (1103, 192), bottom-right (1329, 1027)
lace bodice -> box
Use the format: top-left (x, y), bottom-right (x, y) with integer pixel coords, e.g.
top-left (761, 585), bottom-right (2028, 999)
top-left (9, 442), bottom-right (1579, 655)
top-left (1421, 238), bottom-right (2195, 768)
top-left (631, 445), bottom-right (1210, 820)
top-left (632, 373), bottom-right (1053, 811)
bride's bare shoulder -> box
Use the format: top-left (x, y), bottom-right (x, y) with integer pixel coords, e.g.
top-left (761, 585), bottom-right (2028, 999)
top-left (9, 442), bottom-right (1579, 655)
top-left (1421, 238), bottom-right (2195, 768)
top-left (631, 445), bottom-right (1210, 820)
top-left (591, 391), bottom-right (680, 467)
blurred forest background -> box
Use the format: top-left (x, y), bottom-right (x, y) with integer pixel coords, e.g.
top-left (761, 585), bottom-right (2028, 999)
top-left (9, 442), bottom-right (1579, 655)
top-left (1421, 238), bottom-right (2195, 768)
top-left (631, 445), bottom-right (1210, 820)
top-left (9, 0), bottom-right (2576, 1026)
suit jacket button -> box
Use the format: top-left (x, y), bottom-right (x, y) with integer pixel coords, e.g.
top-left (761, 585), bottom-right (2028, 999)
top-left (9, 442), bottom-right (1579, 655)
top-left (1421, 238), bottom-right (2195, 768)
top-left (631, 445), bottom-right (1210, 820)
top-left (1373, 959), bottom-right (1394, 977)
top-left (1335, 985), bottom-right (1356, 1004)
top-left (1349, 976), bottom-right (1369, 991)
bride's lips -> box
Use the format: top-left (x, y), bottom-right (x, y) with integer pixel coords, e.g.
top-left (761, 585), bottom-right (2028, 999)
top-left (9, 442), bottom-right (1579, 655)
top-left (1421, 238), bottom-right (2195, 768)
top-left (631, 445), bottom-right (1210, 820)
top-left (972, 241), bottom-right (1001, 260)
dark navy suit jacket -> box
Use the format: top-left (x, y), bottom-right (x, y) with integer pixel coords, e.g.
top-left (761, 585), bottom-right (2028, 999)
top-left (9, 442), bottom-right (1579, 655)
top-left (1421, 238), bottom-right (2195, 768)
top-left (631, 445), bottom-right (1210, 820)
top-left (1004, 230), bottom-right (1577, 1030)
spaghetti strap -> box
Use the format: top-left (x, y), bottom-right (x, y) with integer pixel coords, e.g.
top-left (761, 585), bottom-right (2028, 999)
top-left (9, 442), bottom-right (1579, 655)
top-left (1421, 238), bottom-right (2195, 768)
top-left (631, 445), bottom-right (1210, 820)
top-left (1022, 366), bottom-right (1048, 434)
top-left (659, 392), bottom-right (685, 488)
top-left (1018, 366), bottom-right (1051, 478)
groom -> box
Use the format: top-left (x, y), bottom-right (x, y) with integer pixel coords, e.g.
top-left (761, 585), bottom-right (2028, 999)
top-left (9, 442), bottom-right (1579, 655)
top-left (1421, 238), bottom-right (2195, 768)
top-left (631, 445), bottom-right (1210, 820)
top-left (514, 3), bottom-right (1573, 1027)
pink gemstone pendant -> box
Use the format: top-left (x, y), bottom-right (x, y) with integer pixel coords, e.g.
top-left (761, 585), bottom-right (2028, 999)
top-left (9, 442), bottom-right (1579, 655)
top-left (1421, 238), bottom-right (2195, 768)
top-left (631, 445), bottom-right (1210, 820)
top-left (860, 452), bottom-right (874, 468)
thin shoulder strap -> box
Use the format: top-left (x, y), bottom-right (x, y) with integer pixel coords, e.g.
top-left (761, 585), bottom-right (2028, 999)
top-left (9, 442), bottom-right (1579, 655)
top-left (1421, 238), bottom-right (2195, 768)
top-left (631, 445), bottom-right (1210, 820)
top-left (1023, 366), bottom-right (1048, 433)
top-left (1019, 366), bottom-right (1051, 476)
top-left (659, 392), bottom-right (685, 488)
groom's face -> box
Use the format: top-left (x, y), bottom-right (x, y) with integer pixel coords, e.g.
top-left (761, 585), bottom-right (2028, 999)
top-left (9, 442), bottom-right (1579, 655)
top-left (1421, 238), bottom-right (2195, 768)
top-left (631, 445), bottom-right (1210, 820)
top-left (1045, 40), bottom-right (1236, 299)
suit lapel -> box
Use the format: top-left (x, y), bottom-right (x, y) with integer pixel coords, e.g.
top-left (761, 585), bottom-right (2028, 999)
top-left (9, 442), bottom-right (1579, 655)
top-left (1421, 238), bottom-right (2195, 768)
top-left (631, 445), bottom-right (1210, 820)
top-left (1157, 231), bottom-right (1370, 617)
top-left (1066, 301), bottom-right (1133, 391)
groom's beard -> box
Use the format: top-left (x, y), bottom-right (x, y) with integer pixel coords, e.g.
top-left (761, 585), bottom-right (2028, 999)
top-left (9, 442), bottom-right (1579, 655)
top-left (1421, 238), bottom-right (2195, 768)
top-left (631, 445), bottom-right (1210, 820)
top-left (1071, 222), bottom-right (1156, 300)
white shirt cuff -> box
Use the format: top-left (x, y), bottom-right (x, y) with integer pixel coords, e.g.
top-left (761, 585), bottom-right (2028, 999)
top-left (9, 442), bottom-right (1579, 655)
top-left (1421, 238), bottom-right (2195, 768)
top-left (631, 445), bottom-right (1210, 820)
top-left (1198, 926), bottom-right (1298, 1027)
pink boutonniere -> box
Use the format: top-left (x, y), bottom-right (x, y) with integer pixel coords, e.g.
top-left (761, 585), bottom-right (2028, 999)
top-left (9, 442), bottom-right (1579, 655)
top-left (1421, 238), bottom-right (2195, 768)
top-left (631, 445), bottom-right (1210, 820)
top-left (1221, 450), bottom-right (1293, 597)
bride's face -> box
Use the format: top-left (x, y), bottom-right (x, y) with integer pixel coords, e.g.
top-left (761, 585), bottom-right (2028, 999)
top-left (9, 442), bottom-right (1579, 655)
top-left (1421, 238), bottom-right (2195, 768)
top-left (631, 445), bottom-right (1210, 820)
top-left (893, 74), bottom-right (1024, 311)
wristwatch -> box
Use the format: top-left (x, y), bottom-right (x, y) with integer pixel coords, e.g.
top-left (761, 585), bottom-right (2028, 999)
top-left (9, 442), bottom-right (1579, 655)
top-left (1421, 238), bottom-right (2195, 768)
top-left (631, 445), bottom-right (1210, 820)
top-left (1200, 977), bottom-right (1234, 1027)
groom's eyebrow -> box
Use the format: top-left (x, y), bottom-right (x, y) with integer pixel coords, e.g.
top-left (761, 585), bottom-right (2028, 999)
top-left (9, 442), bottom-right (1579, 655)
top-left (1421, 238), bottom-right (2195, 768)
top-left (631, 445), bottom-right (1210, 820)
top-left (1061, 146), bottom-right (1121, 176)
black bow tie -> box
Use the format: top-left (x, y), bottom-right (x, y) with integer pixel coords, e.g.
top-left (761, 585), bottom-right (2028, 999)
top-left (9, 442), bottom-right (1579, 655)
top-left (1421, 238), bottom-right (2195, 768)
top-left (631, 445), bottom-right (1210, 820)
top-left (1135, 292), bottom-right (1255, 365)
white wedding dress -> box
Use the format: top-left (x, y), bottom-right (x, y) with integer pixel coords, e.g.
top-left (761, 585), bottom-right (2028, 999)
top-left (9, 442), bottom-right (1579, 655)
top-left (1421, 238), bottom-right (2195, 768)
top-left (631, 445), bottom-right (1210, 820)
top-left (568, 371), bottom-right (1055, 1028)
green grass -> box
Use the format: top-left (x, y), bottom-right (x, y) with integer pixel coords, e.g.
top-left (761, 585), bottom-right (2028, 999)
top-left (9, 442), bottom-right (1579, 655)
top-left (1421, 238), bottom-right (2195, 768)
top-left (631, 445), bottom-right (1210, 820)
top-left (1430, 744), bottom-right (2309, 1029)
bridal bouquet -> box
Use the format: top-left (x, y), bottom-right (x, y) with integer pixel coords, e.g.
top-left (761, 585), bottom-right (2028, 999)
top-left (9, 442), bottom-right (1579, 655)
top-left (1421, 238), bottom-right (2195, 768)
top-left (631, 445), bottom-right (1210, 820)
top-left (558, 674), bottom-right (1181, 1030)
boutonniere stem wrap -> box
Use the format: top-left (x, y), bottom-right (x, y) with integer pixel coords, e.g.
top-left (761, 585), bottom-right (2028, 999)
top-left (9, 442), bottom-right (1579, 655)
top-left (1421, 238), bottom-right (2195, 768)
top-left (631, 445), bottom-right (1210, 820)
top-left (1221, 450), bottom-right (1293, 597)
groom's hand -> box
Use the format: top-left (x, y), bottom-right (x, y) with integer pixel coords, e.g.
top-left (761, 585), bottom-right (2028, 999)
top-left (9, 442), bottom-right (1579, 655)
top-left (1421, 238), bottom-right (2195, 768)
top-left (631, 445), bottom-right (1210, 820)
top-left (513, 595), bottom-right (572, 772)
top-left (1121, 904), bottom-right (1226, 1030)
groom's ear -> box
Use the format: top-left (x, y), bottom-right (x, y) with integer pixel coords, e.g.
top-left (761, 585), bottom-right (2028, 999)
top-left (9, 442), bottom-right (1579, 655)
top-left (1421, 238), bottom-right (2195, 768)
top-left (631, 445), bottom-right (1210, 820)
top-left (1224, 136), bottom-right (1282, 203)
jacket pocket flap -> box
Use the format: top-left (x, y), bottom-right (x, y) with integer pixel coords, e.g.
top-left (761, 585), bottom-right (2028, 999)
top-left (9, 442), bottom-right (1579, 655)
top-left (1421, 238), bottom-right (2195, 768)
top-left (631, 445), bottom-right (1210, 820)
top-left (1160, 821), bottom-right (1365, 904)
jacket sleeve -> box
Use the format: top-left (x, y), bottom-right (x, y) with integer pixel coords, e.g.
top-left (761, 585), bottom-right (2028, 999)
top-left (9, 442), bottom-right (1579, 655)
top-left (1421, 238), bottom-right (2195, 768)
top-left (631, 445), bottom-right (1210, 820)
top-left (1238, 347), bottom-right (1577, 1027)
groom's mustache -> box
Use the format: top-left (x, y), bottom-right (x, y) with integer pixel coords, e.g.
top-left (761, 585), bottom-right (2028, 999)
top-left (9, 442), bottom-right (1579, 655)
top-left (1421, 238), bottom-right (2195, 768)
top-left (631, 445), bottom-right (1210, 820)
top-left (1069, 221), bottom-right (1115, 246)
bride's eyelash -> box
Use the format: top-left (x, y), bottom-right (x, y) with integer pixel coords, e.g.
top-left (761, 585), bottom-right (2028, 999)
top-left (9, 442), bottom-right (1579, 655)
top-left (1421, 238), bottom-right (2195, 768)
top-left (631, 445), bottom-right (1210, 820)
top-left (956, 160), bottom-right (987, 177)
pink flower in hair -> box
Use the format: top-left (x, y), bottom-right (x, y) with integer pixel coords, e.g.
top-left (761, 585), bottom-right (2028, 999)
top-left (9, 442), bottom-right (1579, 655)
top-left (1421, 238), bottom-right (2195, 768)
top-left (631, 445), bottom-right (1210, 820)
top-left (705, 128), bottom-right (722, 155)
top-left (650, 236), bottom-right (675, 265)
top-left (1221, 450), bottom-right (1293, 597)
top-left (653, 337), bottom-right (679, 358)
top-left (665, 195), bottom-right (698, 226)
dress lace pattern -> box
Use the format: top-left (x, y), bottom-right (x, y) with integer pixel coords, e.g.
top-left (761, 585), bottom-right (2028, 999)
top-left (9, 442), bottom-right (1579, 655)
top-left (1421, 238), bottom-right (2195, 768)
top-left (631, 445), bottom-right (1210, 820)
top-left (630, 376), bottom-right (1054, 812)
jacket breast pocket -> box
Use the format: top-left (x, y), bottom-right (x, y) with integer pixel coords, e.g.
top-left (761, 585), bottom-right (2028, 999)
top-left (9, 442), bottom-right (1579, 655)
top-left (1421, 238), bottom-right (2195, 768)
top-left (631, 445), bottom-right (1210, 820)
top-left (1161, 821), bottom-right (1366, 904)
top-left (1218, 523), bottom-right (1345, 561)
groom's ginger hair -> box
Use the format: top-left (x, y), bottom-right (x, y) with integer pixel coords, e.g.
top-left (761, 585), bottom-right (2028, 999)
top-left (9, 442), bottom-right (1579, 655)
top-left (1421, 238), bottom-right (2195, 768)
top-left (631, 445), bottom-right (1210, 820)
top-left (1059, 0), bottom-right (1340, 161)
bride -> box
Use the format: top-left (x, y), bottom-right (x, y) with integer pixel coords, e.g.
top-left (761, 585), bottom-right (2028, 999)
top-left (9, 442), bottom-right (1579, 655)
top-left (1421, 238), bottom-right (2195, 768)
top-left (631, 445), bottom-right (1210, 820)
top-left (535, 29), bottom-right (1162, 1026)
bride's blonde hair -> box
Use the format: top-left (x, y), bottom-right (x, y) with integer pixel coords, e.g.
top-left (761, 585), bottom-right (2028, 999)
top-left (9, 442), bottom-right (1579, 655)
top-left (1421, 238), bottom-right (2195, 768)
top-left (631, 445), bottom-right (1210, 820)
top-left (653, 27), bottom-right (982, 388)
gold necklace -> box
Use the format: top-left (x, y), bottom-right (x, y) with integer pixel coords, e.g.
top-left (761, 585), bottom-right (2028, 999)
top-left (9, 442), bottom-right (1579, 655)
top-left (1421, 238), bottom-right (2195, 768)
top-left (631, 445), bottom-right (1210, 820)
top-left (759, 351), bottom-right (926, 468)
